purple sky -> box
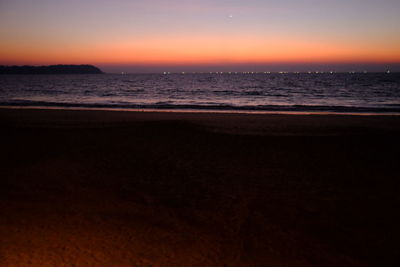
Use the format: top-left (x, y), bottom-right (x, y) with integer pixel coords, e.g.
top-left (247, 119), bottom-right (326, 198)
top-left (1, 0), bottom-right (399, 72)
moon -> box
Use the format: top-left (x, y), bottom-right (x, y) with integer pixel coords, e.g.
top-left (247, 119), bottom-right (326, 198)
top-left (229, 15), bottom-right (233, 18)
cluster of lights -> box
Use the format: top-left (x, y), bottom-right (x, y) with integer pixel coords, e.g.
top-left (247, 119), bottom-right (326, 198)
top-left (161, 70), bottom-right (391, 74)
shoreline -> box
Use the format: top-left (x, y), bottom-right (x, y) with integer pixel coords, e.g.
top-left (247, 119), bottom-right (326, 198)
top-left (2, 107), bottom-right (400, 136)
top-left (2, 105), bottom-right (400, 116)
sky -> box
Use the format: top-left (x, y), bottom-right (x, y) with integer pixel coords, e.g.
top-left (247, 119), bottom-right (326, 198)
top-left (1, 0), bottom-right (400, 72)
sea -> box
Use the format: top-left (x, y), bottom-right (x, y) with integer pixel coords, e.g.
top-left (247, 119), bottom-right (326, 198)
top-left (1, 72), bottom-right (400, 114)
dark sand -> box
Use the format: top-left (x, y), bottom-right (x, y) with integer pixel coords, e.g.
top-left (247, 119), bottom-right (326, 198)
top-left (1, 108), bottom-right (399, 266)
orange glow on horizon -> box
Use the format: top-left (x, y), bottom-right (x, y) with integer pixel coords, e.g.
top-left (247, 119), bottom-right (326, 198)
top-left (1, 34), bottom-right (399, 66)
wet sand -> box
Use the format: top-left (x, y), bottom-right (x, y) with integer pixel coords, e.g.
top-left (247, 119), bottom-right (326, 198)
top-left (1, 108), bottom-right (400, 266)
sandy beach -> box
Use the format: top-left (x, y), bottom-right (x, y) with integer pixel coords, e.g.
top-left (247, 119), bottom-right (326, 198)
top-left (1, 108), bottom-right (399, 266)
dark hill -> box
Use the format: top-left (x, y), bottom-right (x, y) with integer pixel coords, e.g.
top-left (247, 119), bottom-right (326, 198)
top-left (0, 65), bottom-right (103, 74)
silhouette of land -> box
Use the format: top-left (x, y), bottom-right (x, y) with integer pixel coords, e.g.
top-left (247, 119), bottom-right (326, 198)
top-left (1, 108), bottom-right (399, 266)
top-left (0, 64), bottom-right (103, 74)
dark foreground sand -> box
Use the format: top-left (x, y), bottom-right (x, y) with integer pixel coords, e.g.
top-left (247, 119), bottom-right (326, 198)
top-left (1, 108), bottom-right (400, 267)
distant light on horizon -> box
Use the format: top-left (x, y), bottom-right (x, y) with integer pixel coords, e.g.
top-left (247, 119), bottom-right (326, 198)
top-left (108, 69), bottom-right (399, 74)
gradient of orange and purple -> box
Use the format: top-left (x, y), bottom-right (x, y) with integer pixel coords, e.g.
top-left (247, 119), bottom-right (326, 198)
top-left (1, 0), bottom-right (400, 72)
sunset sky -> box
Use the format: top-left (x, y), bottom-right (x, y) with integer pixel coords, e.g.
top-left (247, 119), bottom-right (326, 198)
top-left (1, 0), bottom-right (400, 72)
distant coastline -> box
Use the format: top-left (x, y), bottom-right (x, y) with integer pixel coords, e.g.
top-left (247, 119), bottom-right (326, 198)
top-left (0, 64), bottom-right (103, 74)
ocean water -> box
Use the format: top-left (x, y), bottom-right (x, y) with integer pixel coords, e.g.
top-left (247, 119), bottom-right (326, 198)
top-left (1, 73), bottom-right (399, 113)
